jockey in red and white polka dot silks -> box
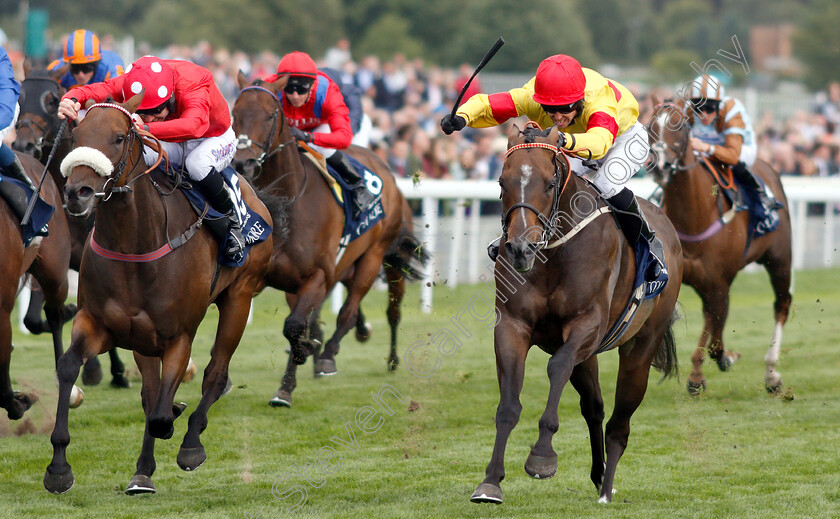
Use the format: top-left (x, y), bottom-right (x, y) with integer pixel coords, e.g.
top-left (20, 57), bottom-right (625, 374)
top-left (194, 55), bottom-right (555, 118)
top-left (59, 55), bottom-right (246, 256)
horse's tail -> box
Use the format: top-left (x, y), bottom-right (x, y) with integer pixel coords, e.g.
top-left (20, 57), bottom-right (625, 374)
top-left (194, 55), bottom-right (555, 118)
top-left (652, 307), bottom-right (680, 380)
top-left (383, 203), bottom-right (430, 281)
top-left (254, 184), bottom-right (292, 246)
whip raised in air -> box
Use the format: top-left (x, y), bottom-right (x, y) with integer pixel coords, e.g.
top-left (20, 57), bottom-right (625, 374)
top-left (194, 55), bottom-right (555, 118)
top-left (449, 37), bottom-right (505, 118)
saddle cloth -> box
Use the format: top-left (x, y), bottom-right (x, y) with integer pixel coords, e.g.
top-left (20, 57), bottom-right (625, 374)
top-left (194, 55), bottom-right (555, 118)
top-left (0, 175), bottom-right (54, 247)
top-left (178, 166), bottom-right (272, 267)
top-left (703, 162), bottom-right (782, 237)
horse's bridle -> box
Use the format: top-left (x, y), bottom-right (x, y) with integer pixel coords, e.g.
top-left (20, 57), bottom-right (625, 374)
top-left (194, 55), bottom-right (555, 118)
top-left (501, 141), bottom-right (574, 249)
top-left (14, 118), bottom-right (50, 160)
top-left (649, 103), bottom-right (698, 179)
top-left (235, 85), bottom-right (295, 179)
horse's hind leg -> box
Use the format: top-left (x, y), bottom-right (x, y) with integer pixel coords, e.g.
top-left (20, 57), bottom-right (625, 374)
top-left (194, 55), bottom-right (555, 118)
top-left (316, 249), bottom-right (387, 376)
top-left (179, 291), bottom-right (251, 471)
top-left (22, 281), bottom-right (47, 334)
top-left (108, 349), bottom-right (130, 388)
top-left (126, 353), bottom-right (162, 494)
top-left (383, 267), bottom-right (406, 372)
top-left (760, 249), bottom-right (792, 393)
top-left (569, 356), bottom-right (605, 491)
top-left (44, 311), bottom-right (109, 494)
top-left (525, 347), bottom-right (578, 480)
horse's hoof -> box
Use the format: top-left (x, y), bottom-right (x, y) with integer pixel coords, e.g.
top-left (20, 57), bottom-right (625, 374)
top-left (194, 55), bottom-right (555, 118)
top-left (110, 373), bottom-right (131, 389)
top-left (222, 378), bottom-right (233, 396)
top-left (62, 303), bottom-right (78, 323)
top-left (314, 358), bottom-right (337, 377)
top-left (149, 418), bottom-right (174, 440)
top-left (183, 358), bottom-right (198, 383)
top-left (524, 452), bottom-right (557, 479)
top-left (716, 351), bottom-right (740, 372)
top-left (125, 474), bottom-right (156, 494)
top-left (172, 402), bottom-right (188, 419)
top-left (355, 321), bottom-right (372, 342)
top-left (81, 360), bottom-right (103, 386)
top-left (69, 385), bottom-right (84, 408)
top-left (44, 468), bottom-right (75, 494)
top-left (177, 445), bottom-right (207, 471)
top-left (766, 380), bottom-right (784, 395)
top-left (687, 379), bottom-right (706, 396)
top-left (269, 390), bottom-right (292, 408)
top-left (388, 356), bottom-right (400, 372)
top-left (7, 391), bottom-right (37, 420)
top-left (23, 317), bottom-right (47, 335)
top-left (470, 482), bottom-right (503, 504)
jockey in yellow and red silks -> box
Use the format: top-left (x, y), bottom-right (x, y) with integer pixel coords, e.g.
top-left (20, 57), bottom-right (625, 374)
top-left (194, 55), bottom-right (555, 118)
top-left (441, 54), bottom-right (664, 281)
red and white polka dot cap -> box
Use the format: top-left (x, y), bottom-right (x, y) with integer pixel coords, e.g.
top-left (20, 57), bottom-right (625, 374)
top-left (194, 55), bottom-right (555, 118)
top-left (122, 56), bottom-right (174, 110)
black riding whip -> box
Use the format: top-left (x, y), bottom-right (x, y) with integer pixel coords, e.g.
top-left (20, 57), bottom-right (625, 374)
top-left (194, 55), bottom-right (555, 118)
top-left (449, 37), bottom-right (505, 118)
top-left (21, 118), bottom-right (67, 226)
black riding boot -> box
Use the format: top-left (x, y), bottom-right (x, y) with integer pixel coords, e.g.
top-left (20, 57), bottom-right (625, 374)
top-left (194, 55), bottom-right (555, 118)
top-left (3, 155), bottom-right (37, 191)
top-left (608, 188), bottom-right (666, 281)
top-left (327, 151), bottom-right (376, 215)
top-left (487, 236), bottom-right (502, 262)
top-left (732, 161), bottom-right (780, 213)
top-left (196, 169), bottom-right (246, 256)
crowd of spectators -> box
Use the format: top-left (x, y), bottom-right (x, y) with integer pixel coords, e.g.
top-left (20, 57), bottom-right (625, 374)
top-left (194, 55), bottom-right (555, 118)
top-left (7, 35), bottom-right (840, 185)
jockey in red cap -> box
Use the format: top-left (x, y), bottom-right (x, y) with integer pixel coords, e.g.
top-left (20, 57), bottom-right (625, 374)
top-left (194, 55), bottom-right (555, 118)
top-left (57, 55), bottom-right (246, 256)
top-left (269, 51), bottom-right (375, 215)
top-left (441, 54), bottom-right (665, 281)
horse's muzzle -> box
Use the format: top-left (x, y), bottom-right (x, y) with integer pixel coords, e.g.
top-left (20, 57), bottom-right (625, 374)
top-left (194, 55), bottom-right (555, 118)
top-left (64, 183), bottom-right (96, 218)
top-left (505, 238), bottom-right (538, 272)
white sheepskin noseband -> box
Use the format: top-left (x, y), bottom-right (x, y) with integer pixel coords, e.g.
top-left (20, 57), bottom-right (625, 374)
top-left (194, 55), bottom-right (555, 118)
top-left (60, 146), bottom-right (114, 178)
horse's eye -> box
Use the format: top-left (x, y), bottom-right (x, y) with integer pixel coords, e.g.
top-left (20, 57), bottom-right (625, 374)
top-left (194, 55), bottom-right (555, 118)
top-left (546, 181), bottom-right (556, 192)
top-left (115, 134), bottom-right (125, 144)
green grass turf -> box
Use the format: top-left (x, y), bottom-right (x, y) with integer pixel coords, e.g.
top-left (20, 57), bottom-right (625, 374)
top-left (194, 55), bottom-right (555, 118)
top-left (1, 267), bottom-right (838, 518)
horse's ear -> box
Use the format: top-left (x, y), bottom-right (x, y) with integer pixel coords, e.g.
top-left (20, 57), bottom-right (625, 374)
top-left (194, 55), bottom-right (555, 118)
top-left (237, 70), bottom-right (249, 90)
top-left (44, 91), bottom-right (60, 113)
top-left (650, 92), bottom-right (662, 107)
top-left (266, 74), bottom-right (288, 96)
top-left (23, 59), bottom-right (32, 78)
top-left (124, 90), bottom-right (144, 113)
top-left (547, 126), bottom-right (559, 144)
top-left (84, 99), bottom-right (97, 109)
top-left (507, 123), bottom-right (520, 141)
top-left (49, 64), bottom-right (69, 82)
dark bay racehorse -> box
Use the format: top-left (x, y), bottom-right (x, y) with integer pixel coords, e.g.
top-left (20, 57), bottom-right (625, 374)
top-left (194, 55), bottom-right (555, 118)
top-left (44, 95), bottom-right (273, 494)
top-left (13, 71), bottom-right (130, 388)
top-left (231, 72), bottom-right (427, 408)
top-left (648, 101), bottom-right (792, 394)
top-left (1, 151), bottom-right (76, 419)
top-left (471, 124), bottom-right (682, 505)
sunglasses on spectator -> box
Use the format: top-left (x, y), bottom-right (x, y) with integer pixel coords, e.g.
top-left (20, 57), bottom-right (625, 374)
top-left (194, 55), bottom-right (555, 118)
top-left (70, 63), bottom-right (96, 75)
top-left (540, 103), bottom-right (578, 114)
top-left (137, 101), bottom-right (169, 116)
top-left (284, 82), bottom-right (313, 95)
top-left (691, 99), bottom-right (719, 114)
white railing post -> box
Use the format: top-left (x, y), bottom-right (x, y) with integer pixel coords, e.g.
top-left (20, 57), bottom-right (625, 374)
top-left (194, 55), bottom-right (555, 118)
top-left (447, 198), bottom-right (466, 287)
top-left (823, 205), bottom-right (835, 267)
top-left (420, 197), bottom-right (438, 313)
top-left (469, 198), bottom-right (481, 283)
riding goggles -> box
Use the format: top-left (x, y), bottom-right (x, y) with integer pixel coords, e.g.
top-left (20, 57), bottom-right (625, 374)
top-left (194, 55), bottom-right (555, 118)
top-left (70, 62), bottom-right (97, 75)
top-left (137, 100), bottom-right (170, 116)
top-left (691, 98), bottom-right (720, 114)
top-left (540, 100), bottom-right (582, 114)
top-left (284, 80), bottom-right (313, 96)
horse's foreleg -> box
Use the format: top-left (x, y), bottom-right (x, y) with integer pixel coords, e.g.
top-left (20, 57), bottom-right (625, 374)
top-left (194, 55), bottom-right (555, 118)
top-left (44, 311), bottom-right (109, 494)
top-left (179, 290), bottom-right (251, 471)
top-left (569, 356), bottom-right (605, 491)
top-left (471, 319), bottom-right (530, 505)
top-left (126, 352), bottom-right (161, 494)
top-left (22, 282), bottom-right (47, 334)
top-left (317, 251), bottom-right (385, 376)
top-left (705, 289), bottom-right (739, 372)
top-left (384, 267), bottom-right (406, 372)
top-left (148, 334), bottom-right (191, 440)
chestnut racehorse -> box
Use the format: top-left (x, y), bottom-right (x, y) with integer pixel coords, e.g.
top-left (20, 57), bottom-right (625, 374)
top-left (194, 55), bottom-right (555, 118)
top-left (13, 72), bottom-right (130, 388)
top-left (231, 73), bottom-right (427, 408)
top-left (1, 151), bottom-right (75, 419)
top-left (470, 124), bottom-right (682, 505)
top-left (44, 95), bottom-right (273, 494)
top-left (648, 101), bottom-right (792, 394)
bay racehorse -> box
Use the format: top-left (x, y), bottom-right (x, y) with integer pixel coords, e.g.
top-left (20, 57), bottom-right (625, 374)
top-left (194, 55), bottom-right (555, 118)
top-left (43, 94), bottom-right (273, 494)
top-left (648, 101), bottom-right (792, 394)
top-left (13, 71), bottom-right (130, 388)
top-left (1, 150), bottom-right (77, 419)
top-left (470, 124), bottom-right (682, 505)
top-left (231, 72), bottom-right (427, 408)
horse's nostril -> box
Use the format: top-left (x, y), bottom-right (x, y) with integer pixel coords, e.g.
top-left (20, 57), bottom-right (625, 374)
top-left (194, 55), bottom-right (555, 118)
top-left (76, 186), bottom-right (95, 200)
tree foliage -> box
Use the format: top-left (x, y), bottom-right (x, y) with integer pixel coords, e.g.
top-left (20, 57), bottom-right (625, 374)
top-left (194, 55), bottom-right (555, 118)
top-left (793, 0), bottom-right (840, 88)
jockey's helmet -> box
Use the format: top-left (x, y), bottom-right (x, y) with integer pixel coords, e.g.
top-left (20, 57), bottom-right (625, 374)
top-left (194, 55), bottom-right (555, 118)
top-left (122, 56), bottom-right (175, 111)
top-left (63, 30), bottom-right (101, 65)
top-left (689, 74), bottom-right (725, 103)
top-left (276, 51), bottom-right (318, 80)
top-left (532, 55), bottom-right (586, 106)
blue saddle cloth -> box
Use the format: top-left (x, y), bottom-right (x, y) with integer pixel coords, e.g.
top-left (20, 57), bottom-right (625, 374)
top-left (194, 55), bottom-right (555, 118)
top-left (0, 176), bottom-right (54, 247)
top-left (325, 155), bottom-right (385, 248)
top-left (734, 176), bottom-right (782, 237)
top-left (180, 166), bottom-right (272, 267)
